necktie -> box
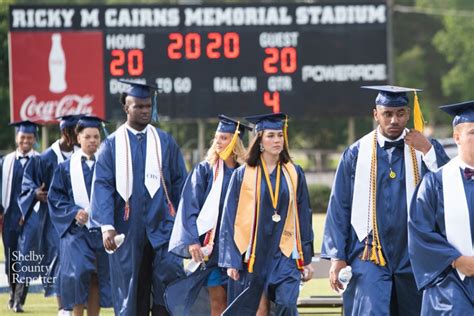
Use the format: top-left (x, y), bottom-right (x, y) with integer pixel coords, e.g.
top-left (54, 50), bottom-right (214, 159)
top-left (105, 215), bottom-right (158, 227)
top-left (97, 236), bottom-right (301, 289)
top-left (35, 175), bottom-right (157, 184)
top-left (136, 132), bottom-right (145, 142)
top-left (384, 139), bottom-right (405, 150)
top-left (464, 167), bottom-right (474, 180)
top-left (81, 156), bottom-right (96, 162)
top-left (18, 155), bottom-right (29, 167)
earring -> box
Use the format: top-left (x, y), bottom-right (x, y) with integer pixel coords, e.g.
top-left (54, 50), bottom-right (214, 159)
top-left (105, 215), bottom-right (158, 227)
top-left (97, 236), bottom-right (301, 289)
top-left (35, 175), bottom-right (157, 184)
top-left (259, 144), bottom-right (264, 152)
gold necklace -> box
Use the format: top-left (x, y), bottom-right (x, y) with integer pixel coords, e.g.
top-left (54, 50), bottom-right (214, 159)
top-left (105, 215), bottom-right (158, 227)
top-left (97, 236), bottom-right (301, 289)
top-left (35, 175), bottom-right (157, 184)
top-left (261, 157), bottom-right (281, 222)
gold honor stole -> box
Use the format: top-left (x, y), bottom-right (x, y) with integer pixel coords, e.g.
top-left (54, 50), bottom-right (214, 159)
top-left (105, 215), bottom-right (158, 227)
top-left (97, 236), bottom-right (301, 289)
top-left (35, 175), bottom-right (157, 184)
top-left (234, 163), bottom-right (304, 272)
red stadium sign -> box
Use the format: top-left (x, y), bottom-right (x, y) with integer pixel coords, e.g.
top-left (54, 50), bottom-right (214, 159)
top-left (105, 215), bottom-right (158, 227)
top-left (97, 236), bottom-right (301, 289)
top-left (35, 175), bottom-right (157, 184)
top-left (9, 31), bottom-right (105, 124)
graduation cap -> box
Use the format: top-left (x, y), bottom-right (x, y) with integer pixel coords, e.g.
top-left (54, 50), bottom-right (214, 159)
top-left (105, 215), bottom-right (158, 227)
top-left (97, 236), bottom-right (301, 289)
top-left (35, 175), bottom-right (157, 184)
top-left (245, 112), bottom-right (290, 148)
top-left (9, 120), bottom-right (40, 135)
top-left (244, 112), bottom-right (287, 132)
top-left (362, 85), bottom-right (425, 132)
top-left (57, 114), bottom-right (85, 131)
top-left (439, 100), bottom-right (474, 126)
top-left (216, 115), bottom-right (252, 161)
top-left (119, 79), bottom-right (160, 122)
top-left (217, 115), bottom-right (252, 138)
top-left (76, 115), bottom-right (109, 137)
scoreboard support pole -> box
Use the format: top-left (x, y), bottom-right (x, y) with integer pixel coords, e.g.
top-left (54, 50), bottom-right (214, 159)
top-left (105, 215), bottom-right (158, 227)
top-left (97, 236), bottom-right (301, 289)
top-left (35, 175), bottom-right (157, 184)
top-left (41, 126), bottom-right (49, 151)
top-left (197, 119), bottom-right (205, 161)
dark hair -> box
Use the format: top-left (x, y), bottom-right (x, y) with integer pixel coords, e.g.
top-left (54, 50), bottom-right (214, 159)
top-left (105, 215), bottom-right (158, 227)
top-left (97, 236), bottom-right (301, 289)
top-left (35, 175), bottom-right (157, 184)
top-left (120, 92), bottom-right (127, 107)
top-left (246, 131), bottom-right (292, 167)
top-left (75, 124), bottom-right (100, 135)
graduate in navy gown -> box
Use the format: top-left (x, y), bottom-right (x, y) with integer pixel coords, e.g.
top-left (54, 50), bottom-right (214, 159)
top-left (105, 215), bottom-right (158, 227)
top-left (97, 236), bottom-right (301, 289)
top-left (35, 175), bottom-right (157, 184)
top-left (321, 86), bottom-right (451, 315)
top-left (90, 80), bottom-right (187, 316)
top-left (167, 115), bottom-right (251, 316)
top-left (19, 115), bottom-right (81, 313)
top-left (218, 113), bottom-right (314, 316)
top-left (1, 121), bottom-right (39, 312)
top-left (409, 100), bottom-right (474, 315)
top-left (48, 116), bottom-right (112, 315)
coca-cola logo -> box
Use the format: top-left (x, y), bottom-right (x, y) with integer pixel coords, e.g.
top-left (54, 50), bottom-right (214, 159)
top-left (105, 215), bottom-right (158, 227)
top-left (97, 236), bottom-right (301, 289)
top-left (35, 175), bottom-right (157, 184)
top-left (20, 94), bottom-right (94, 121)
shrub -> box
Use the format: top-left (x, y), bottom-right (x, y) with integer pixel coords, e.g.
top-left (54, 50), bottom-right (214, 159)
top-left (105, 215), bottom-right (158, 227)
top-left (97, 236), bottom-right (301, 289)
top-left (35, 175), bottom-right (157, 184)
top-left (307, 184), bottom-right (331, 213)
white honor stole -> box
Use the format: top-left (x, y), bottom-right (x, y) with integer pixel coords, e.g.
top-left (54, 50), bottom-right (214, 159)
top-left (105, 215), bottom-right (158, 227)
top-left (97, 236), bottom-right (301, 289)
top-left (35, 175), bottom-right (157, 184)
top-left (2, 150), bottom-right (38, 211)
top-left (51, 140), bottom-right (66, 164)
top-left (443, 157), bottom-right (473, 280)
top-left (196, 159), bottom-right (225, 242)
top-left (115, 124), bottom-right (162, 202)
top-left (351, 130), bottom-right (422, 242)
top-left (70, 150), bottom-right (96, 228)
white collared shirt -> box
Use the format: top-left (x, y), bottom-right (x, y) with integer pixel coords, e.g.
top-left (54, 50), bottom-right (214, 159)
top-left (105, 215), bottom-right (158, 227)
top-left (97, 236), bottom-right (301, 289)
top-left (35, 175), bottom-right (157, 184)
top-left (376, 126), bottom-right (437, 170)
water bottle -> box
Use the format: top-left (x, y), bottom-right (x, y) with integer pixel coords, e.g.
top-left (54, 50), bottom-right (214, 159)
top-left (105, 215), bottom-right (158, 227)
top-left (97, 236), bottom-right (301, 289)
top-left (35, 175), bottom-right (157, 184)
top-left (49, 33), bottom-right (67, 94)
top-left (184, 245), bottom-right (212, 276)
top-left (105, 234), bottom-right (125, 254)
top-left (338, 266), bottom-right (352, 292)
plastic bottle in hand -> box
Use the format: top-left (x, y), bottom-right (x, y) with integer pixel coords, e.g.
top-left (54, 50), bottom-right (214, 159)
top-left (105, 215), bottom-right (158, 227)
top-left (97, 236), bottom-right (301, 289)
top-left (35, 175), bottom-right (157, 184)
top-left (338, 266), bottom-right (352, 292)
top-left (184, 245), bottom-right (212, 276)
top-left (105, 234), bottom-right (125, 254)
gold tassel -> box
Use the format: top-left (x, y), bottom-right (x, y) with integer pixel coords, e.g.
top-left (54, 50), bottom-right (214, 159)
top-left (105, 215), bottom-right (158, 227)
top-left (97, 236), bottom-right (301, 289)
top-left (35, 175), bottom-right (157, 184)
top-left (248, 254), bottom-right (256, 273)
top-left (413, 91), bottom-right (425, 132)
top-left (283, 115), bottom-right (289, 150)
top-left (377, 246), bottom-right (386, 266)
top-left (219, 122), bottom-right (240, 160)
top-left (370, 242), bottom-right (379, 264)
top-left (361, 242), bottom-right (370, 261)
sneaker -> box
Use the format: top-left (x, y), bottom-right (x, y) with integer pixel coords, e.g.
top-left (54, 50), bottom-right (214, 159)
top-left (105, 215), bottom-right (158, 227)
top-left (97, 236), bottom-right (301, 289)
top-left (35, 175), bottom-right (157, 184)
top-left (12, 303), bottom-right (24, 313)
top-left (58, 309), bottom-right (72, 316)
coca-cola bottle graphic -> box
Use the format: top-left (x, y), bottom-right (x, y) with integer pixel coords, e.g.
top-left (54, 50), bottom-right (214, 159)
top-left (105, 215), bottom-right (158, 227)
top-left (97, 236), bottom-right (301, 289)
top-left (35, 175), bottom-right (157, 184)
top-left (49, 33), bottom-right (67, 94)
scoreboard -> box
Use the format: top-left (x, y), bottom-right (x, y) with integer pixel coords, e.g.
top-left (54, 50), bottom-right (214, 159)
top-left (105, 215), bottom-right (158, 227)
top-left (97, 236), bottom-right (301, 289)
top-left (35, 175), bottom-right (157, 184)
top-left (9, 3), bottom-right (387, 122)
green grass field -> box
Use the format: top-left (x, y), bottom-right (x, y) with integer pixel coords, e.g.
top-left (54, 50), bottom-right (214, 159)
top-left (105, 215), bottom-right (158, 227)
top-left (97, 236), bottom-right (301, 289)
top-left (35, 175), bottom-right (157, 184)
top-left (0, 214), bottom-right (339, 315)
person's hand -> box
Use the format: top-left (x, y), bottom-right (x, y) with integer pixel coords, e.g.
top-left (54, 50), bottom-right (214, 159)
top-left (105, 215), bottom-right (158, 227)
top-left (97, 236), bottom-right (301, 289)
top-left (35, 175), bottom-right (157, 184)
top-left (188, 243), bottom-right (204, 262)
top-left (75, 209), bottom-right (89, 225)
top-left (35, 183), bottom-right (48, 203)
top-left (453, 256), bottom-right (474, 277)
top-left (227, 268), bottom-right (240, 281)
top-left (103, 229), bottom-right (118, 252)
top-left (19, 216), bottom-right (24, 226)
top-left (329, 260), bottom-right (347, 293)
top-left (301, 263), bottom-right (314, 282)
top-left (405, 129), bottom-right (432, 155)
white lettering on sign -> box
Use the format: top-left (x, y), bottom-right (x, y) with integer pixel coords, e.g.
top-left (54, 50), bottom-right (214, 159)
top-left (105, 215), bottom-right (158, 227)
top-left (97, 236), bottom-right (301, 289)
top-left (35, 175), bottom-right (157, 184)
top-left (268, 76), bottom-right (292, 92)
top-left (302, 64), bottom-right (387, 82)
top-left (106, 34), bottom-right (145, 50)
top-left (104, 8), bottom-right (180, 27)
top-left (214, 77), bottom-right (257, 93)
top-left (80, 9), bottom-right (100, 28)
top-left (19, 95), bottom-right (94, 121)
top-left (11, 8), bottom-right (75, 28)
top-left (259, 32), bottom-right (299, 48)
top-left (184, 7), bottom-right (292, 27)
top-left (296, 5), bottom-right (385, 25)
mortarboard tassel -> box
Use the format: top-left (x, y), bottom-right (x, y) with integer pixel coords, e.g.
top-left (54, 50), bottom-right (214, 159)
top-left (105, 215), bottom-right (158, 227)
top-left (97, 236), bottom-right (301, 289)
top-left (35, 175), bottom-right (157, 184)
top-left (377, 246), bottom-right (386, 266)
top-left (151, 91), bottom-right (159, 123)
top-left (283, 115), bottom-right (289, 150)
top-left (219, 122), bottom-right (240, 161)
top-left (413, 91), bottom-right (424, 132)
top-left (101, 122), bottom-right (109, 138)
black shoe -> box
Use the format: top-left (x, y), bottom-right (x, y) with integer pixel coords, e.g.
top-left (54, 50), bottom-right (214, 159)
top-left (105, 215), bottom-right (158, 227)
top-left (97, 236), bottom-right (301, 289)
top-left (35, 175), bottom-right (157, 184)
top-left (12, 303), bottom-right (24, 313)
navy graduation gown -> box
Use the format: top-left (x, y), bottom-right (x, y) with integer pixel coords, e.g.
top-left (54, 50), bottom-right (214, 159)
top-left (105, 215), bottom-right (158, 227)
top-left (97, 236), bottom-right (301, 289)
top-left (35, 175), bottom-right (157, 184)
top-left (321, 138), bottom-right (450, 316)
top-left (1, 155), bottom-right (30, 282)
top-left (409, 169), bottom-right (474, 315)
top-left (90, 128), bottom-right (187, 315)
top-left (166, 161), bottom-right (235, 315)
top-left (18, 147), bottom-right (65, 296)
top-left (48, 157), bottom-right (112, 310)
top-left (218, 164), bottom-right (313, 315)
